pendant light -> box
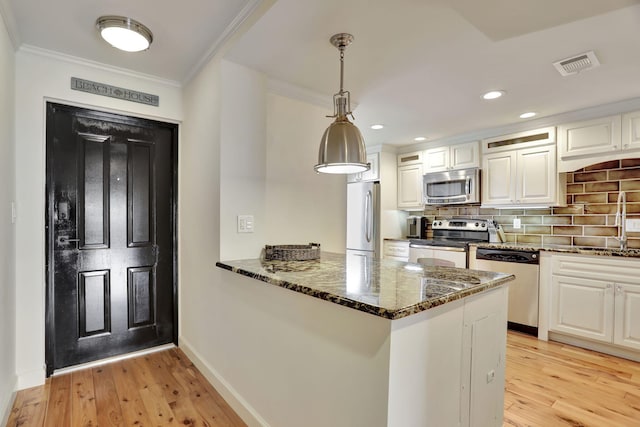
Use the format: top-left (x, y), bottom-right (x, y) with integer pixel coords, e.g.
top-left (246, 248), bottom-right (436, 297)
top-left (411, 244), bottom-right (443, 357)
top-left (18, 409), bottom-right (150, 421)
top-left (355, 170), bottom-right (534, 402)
top-left (97, 16), bottom-right (153, 52)
top-left (314, 33), bottom-right (369, 174)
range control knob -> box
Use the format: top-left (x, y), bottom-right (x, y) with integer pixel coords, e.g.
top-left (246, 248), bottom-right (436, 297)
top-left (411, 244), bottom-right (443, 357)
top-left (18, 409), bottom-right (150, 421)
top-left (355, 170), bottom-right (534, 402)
top-left (433, 221), bottom-right (437, 227)
top-left (475, 222), bottom-right (479, 227)
top-left (438, 221), bottom-right (443, 226)
top-left (481, 223), bottom-right (486, 227)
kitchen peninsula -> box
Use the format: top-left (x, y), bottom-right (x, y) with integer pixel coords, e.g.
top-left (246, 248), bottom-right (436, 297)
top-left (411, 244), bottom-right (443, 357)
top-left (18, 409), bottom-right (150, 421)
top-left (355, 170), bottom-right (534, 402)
top-left (208, 252), bottom-right (514, 427)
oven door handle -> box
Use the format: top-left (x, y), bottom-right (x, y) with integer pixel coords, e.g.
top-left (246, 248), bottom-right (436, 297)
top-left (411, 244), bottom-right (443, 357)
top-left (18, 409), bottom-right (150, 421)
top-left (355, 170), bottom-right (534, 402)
top-left (409, 244), bottom-right (466, 252)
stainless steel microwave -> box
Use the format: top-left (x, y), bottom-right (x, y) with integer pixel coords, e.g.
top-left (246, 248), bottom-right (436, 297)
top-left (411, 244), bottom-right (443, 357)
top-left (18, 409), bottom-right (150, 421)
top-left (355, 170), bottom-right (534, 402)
top-left (423, 167), bottom-right (480, 205)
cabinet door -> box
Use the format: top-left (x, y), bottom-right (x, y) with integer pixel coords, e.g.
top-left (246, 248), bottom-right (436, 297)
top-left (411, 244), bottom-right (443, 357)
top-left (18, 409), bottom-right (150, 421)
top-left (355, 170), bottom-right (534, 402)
top-left (450, 141), bottom-right (479, 170)
top-left (557, 115), bottom-right (621, 158)
top-left (550, 275), bottom-right (614, 343)
top-left (614, 283), bottom-right (640, 350)
top-left (482, 151), bottom-right (516, 205)
top-left (361, 153), bottom-right (379, 181)
top-left (348, 153), bottom-right (379, 182)
top-left (397, 164), bottom-right (423, 209)
top-left (516, 145), bottom-right (556, 204)
top-left (423, 146), bottom-right (449, 172)
top-left (621, 110), bottom-right (640, 150)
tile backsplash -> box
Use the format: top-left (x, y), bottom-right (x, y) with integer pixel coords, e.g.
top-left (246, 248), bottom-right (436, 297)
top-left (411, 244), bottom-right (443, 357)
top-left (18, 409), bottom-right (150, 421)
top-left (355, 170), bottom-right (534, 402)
top-left (422, 159), bottom-right (640, 249)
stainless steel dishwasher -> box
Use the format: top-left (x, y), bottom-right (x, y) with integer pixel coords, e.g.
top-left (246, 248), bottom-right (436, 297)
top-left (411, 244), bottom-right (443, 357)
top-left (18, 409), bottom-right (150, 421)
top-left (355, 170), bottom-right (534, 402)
top-left (473, 248), bottom-right (539, 336)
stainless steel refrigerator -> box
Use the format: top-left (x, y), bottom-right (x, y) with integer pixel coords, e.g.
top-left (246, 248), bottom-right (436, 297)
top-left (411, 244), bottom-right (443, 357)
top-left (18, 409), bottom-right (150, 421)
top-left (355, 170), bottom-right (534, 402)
top-left (346, 181), bottom-right (380, 300)
top-left (346, 181), bottom-right (380, 258)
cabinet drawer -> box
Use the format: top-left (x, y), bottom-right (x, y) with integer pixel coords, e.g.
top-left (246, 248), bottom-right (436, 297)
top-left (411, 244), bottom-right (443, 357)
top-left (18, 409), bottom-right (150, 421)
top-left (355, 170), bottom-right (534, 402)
top-left (551, 254), bottom-right (640, 284)
top-left (383, 241), bottom-right (410, 257)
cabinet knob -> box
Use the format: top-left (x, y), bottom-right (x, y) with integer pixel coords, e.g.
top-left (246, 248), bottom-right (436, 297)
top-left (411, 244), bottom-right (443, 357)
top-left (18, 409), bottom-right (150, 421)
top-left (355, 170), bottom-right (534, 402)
top-left (606, 283), bottom-right (612, 289)
top-left (613, 146), bottom-right (618, 150)
top-left (624, 144), bottom-right (629, 149)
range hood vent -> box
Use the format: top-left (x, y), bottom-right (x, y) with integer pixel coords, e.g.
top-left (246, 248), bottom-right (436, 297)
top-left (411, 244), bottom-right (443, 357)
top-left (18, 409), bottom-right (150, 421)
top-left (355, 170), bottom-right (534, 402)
top-left (553, 51), bottom-right (600, 76)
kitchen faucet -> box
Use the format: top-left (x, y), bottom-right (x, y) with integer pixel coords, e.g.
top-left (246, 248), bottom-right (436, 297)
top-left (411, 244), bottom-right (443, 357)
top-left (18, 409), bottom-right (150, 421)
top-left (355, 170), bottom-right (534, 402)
top-left (615, 191), bottom-right (627, 250)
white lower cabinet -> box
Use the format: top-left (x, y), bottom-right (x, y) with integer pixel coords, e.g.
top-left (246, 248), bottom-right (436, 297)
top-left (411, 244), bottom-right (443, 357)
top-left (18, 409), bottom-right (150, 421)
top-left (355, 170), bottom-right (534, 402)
top-left (614, 283), bottom-right (640, 351)
top-left (550, 275), bottom-right (614, 342)
top-left (548, 253), bottom-right (640, 353)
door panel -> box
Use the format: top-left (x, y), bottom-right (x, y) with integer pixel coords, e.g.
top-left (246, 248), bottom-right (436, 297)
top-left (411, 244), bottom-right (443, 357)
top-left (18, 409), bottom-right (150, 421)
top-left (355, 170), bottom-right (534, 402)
top-left (46, 103), bottom-right (177, 374)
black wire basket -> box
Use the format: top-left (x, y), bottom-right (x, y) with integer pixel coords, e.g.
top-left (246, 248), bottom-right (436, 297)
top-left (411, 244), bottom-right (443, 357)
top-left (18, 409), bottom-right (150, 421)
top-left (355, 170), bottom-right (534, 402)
top-left (264, 243), bottom-right (321, 261)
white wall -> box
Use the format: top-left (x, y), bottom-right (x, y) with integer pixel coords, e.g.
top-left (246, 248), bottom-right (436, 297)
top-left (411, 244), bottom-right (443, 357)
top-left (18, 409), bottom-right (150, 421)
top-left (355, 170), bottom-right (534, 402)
top-left (14, 47), bottom-right (183, 388)
top-left (0, 11), bottom-right (16, 424)
top-left (219, 60), bottom-right (267, 260)
top-left (179, 57), bottom-right (351, 424)
top-left (265, 94), bottom-right (346, 252)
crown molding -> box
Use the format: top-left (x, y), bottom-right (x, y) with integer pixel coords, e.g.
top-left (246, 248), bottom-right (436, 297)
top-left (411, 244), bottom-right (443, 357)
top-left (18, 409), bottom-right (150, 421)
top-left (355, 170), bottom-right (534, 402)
top-left (18, 45), bottom-right (182, 88)
top-left (0, 0), bottom-right (20, 48)
top-left (184, 0), bottom-right (267, 85)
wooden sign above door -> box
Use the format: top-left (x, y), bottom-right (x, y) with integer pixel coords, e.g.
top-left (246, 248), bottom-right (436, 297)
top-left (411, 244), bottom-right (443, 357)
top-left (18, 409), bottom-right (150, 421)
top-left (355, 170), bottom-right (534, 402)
top-left (70, 77), bottom-right (159, 107)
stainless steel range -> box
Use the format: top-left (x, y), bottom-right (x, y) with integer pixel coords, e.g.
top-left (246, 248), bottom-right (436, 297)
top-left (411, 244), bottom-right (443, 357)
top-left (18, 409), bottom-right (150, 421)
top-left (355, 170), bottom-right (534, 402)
top-left (409, 218), bottom-right (490, 267)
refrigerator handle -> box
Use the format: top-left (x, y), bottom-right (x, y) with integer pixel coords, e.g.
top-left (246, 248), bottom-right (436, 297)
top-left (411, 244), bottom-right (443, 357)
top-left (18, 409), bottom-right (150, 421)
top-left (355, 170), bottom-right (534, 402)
top-left (365, 190), bottom-right (372, 243)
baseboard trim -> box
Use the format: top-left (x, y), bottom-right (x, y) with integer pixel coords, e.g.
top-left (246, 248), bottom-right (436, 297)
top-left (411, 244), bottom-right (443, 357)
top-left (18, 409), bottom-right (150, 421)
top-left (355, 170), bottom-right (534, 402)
top-left (16, 368), bottom-right (45, 390)
top-left (549, 332), bottom-right (640, 362)
top-left (178, 336), bottom-right (270, 427)
top-left (0, 375), bottom-right (17, 426)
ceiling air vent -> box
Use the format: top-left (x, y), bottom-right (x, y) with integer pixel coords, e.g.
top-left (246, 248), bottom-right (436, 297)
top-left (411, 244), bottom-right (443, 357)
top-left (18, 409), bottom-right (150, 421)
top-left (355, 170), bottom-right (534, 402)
top-left (553, 51), bottom-right (600, 76)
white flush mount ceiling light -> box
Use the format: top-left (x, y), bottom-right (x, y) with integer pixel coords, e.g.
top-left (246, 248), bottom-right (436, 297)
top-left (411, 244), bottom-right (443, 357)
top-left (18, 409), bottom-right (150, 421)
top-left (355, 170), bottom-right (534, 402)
top-left (97, 16), bottom-right (153, 52)
top-left (482, 90), bottom-right (505, 100)
top-left (414, 137), bottom-right (427, 141)
top-left (371, 124), bottom-right (384, 130)
top-left (315, 33), bottom-right (369, 174)
top-left (519, 112), bottom-right (537, 119)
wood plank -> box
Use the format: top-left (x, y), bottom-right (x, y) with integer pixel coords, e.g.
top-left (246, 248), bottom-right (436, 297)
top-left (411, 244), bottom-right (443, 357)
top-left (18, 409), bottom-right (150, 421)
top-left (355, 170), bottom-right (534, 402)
top-left (127, 355), bottom-right (179, 426)
top-left (70, 369), bottom-right (98, 427)
top-left (170, 348), bottom-right (246, 426)
top-left (110, 356), bottom-right (155, 427)
top-left (43, 374), bottom-right (71, 427)
top-left (92, 364), bottom-right (124, 426)
top-left (6, 381), bottom-right (50, 427)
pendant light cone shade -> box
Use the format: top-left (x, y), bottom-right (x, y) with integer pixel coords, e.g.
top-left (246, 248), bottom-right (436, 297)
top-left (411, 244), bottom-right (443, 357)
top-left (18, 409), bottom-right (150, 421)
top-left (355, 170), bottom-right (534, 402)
top-left (315, 33), bottom-right (369, 174)
top-left (316, 117), bottom-right (368, 174)
top-left (97, 16), bottom-right (153, 52)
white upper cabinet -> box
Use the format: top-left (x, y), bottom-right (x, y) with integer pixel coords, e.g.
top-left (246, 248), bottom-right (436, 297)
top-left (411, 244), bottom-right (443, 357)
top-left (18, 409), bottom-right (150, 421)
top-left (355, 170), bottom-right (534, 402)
top-left (397, 163), bottom-right (423, 210)
top-left (481, 127), bottom-right (564, 207)
top-left (348, 152), bottom-right (379, 183)
top-left (423, 141), bottom-right (479, 173)
top-left (557, 111), bottom-right (640, 172)
top-left (557, 115), bottom-right (622, 159)
top-left (621, 110), bottom-right (640, 151)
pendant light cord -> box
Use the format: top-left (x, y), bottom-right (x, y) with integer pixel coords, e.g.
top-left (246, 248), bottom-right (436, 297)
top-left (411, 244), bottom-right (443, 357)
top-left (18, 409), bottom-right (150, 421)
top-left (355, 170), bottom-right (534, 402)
top-left (339, 48), bottom-right (345, 95)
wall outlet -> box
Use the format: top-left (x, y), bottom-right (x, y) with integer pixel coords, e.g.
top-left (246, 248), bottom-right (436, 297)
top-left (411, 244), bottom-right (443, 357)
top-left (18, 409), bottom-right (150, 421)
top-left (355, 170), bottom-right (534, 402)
top-left (237, 215), bottom-right (254, 233)
top-left (513, 218), bottom-right (521, 229)
top-left (626, 218), bottom-right (640, 232)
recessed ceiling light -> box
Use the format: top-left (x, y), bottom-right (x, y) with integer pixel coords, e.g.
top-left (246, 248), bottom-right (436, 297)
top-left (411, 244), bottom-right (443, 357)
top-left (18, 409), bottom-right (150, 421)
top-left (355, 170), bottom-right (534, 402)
top-left (519, 112), bottom-right (537, 119)
top-left (414, 137), bottom-right (427, 141)
top-left (482, 90), bottom-right (505, 100)
top-left (97, 16), bottom-right (153, 52)
top-left (370, 124), bottom-right (384, 130)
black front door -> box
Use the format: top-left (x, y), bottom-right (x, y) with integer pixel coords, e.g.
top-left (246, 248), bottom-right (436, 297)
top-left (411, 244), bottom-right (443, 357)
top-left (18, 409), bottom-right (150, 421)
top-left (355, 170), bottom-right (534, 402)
top-left (45, 103), bottom-right (177, 374)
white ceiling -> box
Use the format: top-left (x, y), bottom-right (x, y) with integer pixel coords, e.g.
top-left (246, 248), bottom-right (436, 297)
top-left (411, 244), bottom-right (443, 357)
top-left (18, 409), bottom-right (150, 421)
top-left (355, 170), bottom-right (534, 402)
top-left (3, 0), bottom-right (640, 146)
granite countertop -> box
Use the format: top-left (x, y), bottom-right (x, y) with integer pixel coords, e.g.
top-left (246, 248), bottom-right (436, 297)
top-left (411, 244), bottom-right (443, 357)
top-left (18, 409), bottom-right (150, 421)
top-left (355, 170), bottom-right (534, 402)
top-left (471, 242), bottom-right (640, 258)
top-left (216, 252), bottom-right (513, 320)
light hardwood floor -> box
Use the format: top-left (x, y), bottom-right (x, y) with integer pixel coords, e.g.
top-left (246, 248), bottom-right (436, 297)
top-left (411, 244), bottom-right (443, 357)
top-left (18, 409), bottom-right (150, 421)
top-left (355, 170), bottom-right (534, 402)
top-left (504, 331), bottom-right (640, 426)
top-left (6, 332), bottom-right (640, 426)
top-left (6, 348), bottom-right (246, 427)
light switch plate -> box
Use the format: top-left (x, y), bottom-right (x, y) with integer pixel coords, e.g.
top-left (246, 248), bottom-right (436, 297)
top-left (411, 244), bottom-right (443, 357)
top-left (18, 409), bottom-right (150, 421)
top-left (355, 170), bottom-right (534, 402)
top-left (237, 215), bottom-right (254, 233)
top-left (513, 218), bottom-right (521, 229)
top-left (626, 218), bottom-right (640, 232)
